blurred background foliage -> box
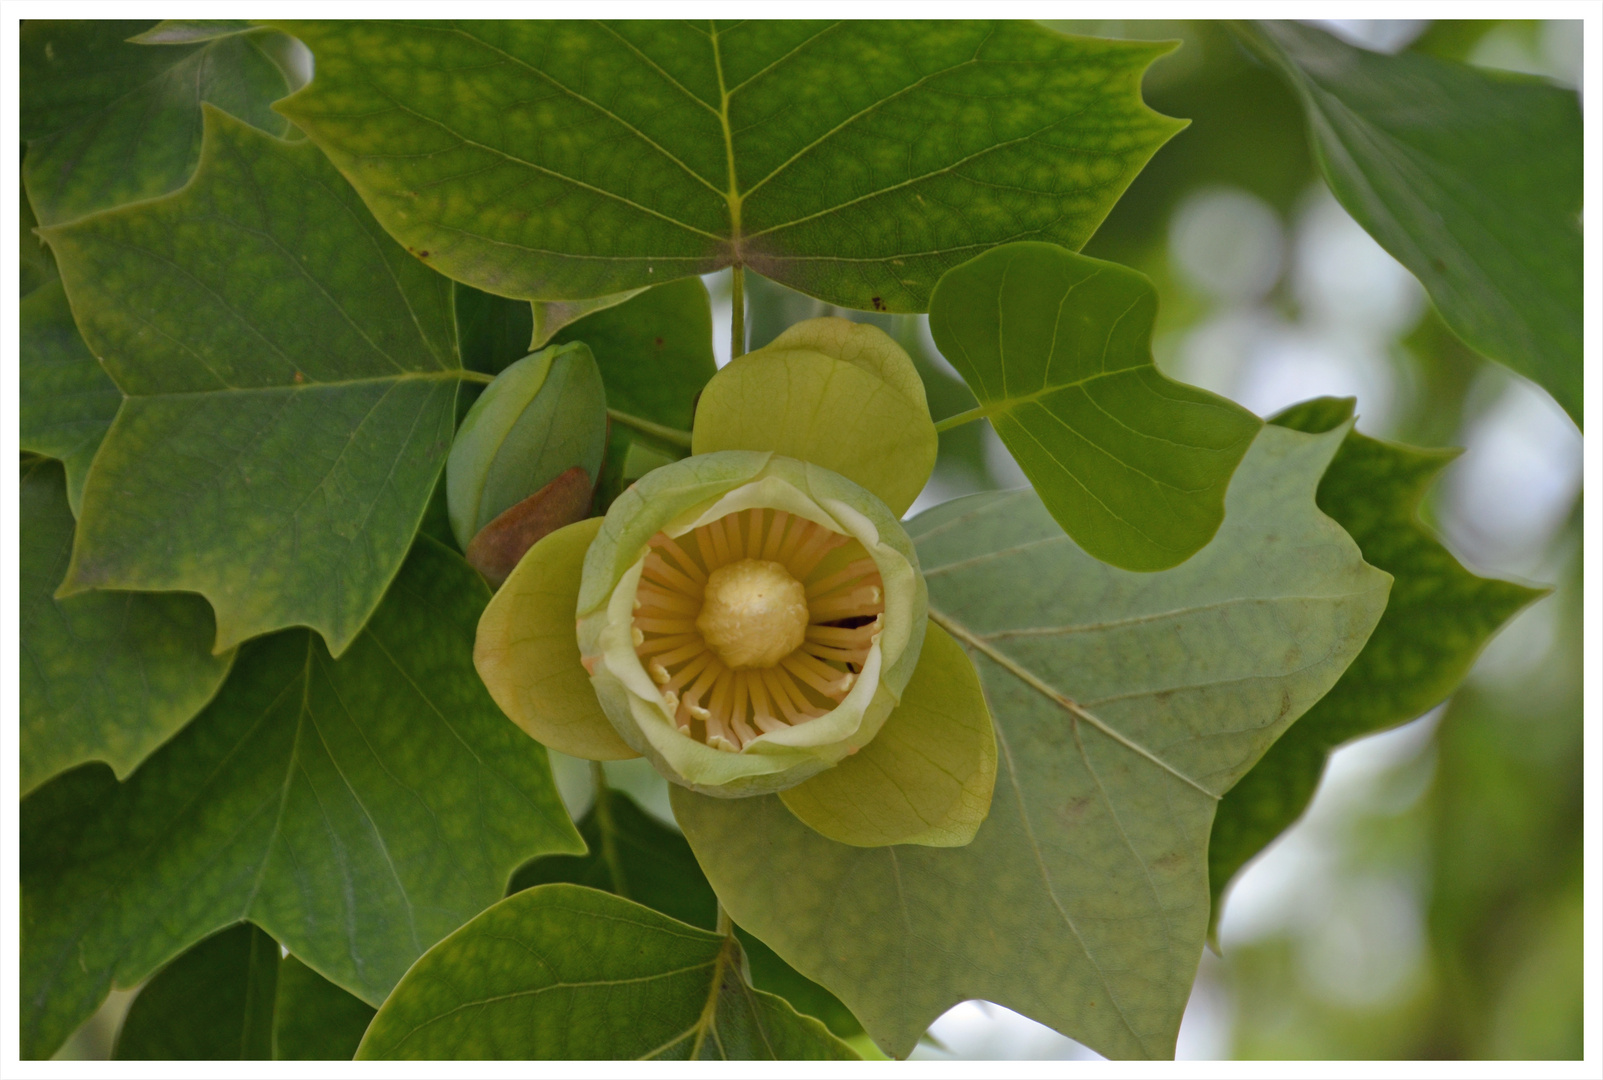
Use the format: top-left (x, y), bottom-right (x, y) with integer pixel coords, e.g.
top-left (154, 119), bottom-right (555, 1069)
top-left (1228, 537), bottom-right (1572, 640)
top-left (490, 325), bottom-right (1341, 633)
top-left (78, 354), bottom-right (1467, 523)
top-left (50, 18), bottom-right (1583, 1061)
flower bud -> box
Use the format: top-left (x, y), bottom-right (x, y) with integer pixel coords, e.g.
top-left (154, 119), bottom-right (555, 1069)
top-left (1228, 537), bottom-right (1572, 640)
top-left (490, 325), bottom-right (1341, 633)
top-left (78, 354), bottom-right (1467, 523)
top-left (577, 451), bottom-right (928, 797)
top-left (446, 342), bottom-right (606, 553)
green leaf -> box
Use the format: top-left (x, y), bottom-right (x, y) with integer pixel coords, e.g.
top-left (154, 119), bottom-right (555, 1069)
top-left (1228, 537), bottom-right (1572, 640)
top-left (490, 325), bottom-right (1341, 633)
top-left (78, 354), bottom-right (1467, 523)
top-left (928, 242), bottom-right (1262, 572)
top-left (511, 786), bottom-right (863, 1038)
top-left (20, 458), bottom-right (233, 797)
top-left (272, 954), bottom-right (377, 1060)
top-left (454, 281), bottom-right (534, 377)
top-left (113, 924), bottom-right (280, 1060)
top-left (535, 289), bottom-right (650, 349)
top-left (276, 21), bottom-right (1183, 311)
top-left (1234, 20), bottom-right (1583, 426)
top-left (446, 342), bottom-right (607, 550)
top-left (357, 884), bottom-right (857, 1059)
top-left (21, 21), bottom-right (304, 226)
top-left (674, 423), bottom-right (1391, 1059)
top-left (1208, 397), bottom-right (1544, 928)
top-left (19, 173), bottom-right (57, 296)
top-left (47, 108), bottom-right (467, 657)
top-left (20, 538), bottom-right (582, 1061)
top-left (19, 280), bottom-right (120, 516)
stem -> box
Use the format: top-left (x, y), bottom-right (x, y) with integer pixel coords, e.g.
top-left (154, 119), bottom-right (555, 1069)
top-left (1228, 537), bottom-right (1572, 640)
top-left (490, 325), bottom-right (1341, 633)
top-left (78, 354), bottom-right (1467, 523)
top-left (606, 408), bottom-right (694, 449)
top-left (458, 369), bottom-right (496, 385)
top-left (715, 900), bottom-right (732, 937)
top-left (730, 265), bottom-right (746, 359)
top-left (933, 405), bottom-right (993, 433)
top-left (590, 761), bottom-right (629, 898)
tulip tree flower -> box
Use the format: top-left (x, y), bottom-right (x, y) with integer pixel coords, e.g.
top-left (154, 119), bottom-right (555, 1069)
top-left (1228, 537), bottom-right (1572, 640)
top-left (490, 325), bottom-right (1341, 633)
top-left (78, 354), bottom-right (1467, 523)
top-left (475, 319), bottom-right (997, 848)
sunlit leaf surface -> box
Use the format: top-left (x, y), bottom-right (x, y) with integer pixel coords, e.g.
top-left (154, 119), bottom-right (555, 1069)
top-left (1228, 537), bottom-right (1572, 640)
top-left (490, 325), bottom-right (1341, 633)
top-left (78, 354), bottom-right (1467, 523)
top-left (928, 242), bottom-right (1261, 571)
top-left (20, 540), bottom-right (582, 1060)
top-left (277, 20), bottom-right (1183, 311)
top-left (20, 459), bottom-right (232, 796)
top-left (48, 109), bottom-right (467, 656)
top-left (1237, 21), bottom-right (1582, 425)
top-left (1208, 398), bottom-right (1543, 925)
top-left (21, 20), bottom-right (303, 225)
top-left (676, 424), bottom-right (1390, 1059)
top-left (358, 884), bottom-right (857, 1059)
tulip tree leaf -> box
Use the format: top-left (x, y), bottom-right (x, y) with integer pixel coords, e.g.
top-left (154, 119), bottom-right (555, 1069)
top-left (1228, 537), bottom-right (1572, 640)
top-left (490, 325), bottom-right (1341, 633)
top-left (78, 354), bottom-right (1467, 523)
top-left (454, 281), bottom-right (535, 377)
top-left (1208, 397), bottom-right (1544, 927)
top-left (19, 176), bottom-right (57, 296)
top-left (272, 954), bottom-right (377, 1060)
top-left (674, 423), bottom-right (1391, 1060)
top-left (276, 20), bottom-right (1183, 311)
top-left (46, 108), bottom-right (468, 657)
top-left (21, 20), bottom-right (304, 226)
top-left (19, 280), bottom-right (121, 516)
top-left (357, 884), bottom-right (857, 1059)
top-left (113, 923), bottom-right (280, 1060)
top-left (19, 538), bottom-right (583, 1061)
top-left (554, 277), bottom-right (715, 508)
top-left (928, 242), bottom-right (1262, 572)
top-left (1234, 21), bottom-right (1583, 426)
top-left (20, 459), bottom-right (233, 798)
top-left (511, 786), bottom-right (863, 1039)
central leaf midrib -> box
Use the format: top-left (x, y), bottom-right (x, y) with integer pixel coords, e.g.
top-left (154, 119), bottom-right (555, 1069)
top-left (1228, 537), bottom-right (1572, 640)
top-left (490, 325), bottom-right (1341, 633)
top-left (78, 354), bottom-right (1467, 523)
top-left (125, 369), bottom-right (472, 398)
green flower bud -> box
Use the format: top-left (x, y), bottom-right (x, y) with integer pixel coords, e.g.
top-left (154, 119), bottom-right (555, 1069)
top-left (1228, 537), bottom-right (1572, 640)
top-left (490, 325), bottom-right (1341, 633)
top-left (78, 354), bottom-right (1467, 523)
top-left (446, 342), bottom-right (606, 552)
top-left (577, 451), bottom-right (928, 798)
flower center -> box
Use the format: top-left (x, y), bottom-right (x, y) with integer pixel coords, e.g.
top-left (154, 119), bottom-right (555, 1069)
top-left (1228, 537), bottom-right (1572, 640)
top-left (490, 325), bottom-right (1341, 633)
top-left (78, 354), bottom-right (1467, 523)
top-left (696, 559), bottom-right (809, 669)
top-left (631, 508), bottom-right (886, 753)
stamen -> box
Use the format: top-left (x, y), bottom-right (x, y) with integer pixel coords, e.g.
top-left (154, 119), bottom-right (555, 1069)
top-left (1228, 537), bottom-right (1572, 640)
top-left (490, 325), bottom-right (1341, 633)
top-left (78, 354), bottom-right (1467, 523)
top-left (809, 586), bottom-right (883, 621)
top-left (805, 618), bottom-right (882, 647)
top-left (728, 671), bottom-right (751, 734)
top-left (634, 616), bottom-right (698, 635)
top-left (693, 524), bottom-right (721, 571)
top-left (747, 509), bottom-right (764, 560)
top-left (650, 534), bottom-right (706, 583)
top-left (775, 516), bottom-right (809, 566)
top-left (662, 650), bottom-right (715, 693)
top-left (651, 639), bottom-right (711, 668)
top-left (789, 530), bottom-right (848, 580)
top-left (804, 642), bottom-right (870, 664)
top-left (635, 586), bottom-right (699, 615)
top-left (762, 667), bottom-right (824, 723)
top-left (806, 558), bottom-right (880, 599)
top-left (783, 652), bottom-right (855, 699)
top-left (631, 627), bottom-right (645, 646)
top-left (637, 632), bottom-right (701, 656)
top-left (643, 554), bottom-right (702, 597)
top-left (706, 520), bottom-right (732, 568)
top-left (760, 511), bottom-right (790, 561)
top-left (721, 512), bottom-right (746, 560)
top-left (747, 673), bottom-right (785, 732)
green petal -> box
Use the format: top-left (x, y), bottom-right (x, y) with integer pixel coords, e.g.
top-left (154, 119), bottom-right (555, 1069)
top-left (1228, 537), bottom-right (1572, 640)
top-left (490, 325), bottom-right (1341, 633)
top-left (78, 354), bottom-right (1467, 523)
top-left (475, 518), bottom-right (638, 761)
top-left (691, 319), bottom-right (936, 517)
top-left (780, 623), bottom-right (996, 848)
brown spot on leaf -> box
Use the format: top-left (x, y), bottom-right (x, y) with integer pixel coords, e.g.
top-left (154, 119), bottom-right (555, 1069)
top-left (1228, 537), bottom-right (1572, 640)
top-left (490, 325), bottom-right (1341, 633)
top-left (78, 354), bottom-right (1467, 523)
top-left (466, 467), bottom-right (594, 588)
top-left (417, 250), bottom-right (430, 258)
top-left (654, 337), bottom-right (665, 348)
top-left (871, 296), bottom-right (886, 311)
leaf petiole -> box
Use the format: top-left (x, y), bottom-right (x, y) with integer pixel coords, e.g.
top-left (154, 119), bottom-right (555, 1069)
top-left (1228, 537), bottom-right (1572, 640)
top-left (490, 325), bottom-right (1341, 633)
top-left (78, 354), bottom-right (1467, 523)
top-left (606, 409), bottom-right (694, 450)
top-left (933, 406), bottom-right (993, 434)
